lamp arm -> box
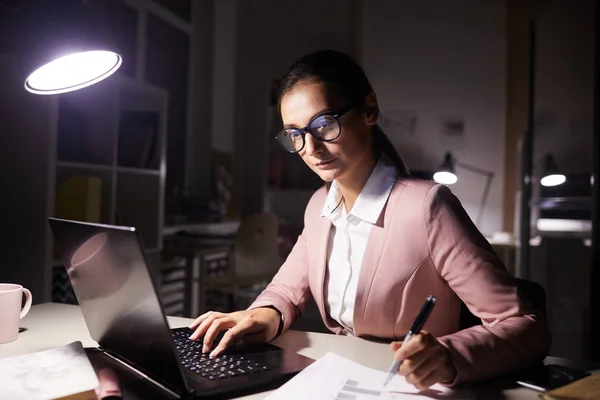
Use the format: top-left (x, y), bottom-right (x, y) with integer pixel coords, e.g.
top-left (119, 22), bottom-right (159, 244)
top-left (455, 161), bottom-right (495, 177)
top-left (455, 161), bottom-right (495, 229)
top-left (476, 173), bottom-right (494, 228)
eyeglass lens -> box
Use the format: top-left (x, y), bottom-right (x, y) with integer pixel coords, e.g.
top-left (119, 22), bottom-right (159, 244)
top-left (278, 114), bottom-right (340, 152)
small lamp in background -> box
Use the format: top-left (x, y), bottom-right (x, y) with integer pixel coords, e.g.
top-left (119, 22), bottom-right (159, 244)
top-left (540, 154), bottom-right (566, 187)
top-left (1, 0), bottom-right (122, 95)
top-left (433, 151), bottom-right (494, 227)
top-left (432, 152), bottom-right (458, 185)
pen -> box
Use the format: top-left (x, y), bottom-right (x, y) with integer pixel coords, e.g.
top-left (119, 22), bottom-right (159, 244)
top-left (383, 295), bottom-right (437, 387)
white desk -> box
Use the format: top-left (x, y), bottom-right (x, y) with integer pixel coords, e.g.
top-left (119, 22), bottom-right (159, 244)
top-left (0, 303), bottom-right (595, 399)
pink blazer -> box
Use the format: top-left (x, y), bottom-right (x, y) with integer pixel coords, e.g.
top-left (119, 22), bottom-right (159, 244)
top-left (249, 177), bottom-right (551, 385)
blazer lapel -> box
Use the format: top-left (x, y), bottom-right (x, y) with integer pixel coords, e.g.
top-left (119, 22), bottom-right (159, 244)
top-left (353, 183), bottom-right (404, 335)
top-left (314, 216), bottom-right (336, 327)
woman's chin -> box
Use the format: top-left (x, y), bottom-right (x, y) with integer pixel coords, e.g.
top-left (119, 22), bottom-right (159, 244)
top-left (315, 168), bottom-right (342, 183)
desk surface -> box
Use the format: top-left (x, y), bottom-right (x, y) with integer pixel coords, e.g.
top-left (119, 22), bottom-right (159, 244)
top-left (0, 303), bottom-right (596, 399)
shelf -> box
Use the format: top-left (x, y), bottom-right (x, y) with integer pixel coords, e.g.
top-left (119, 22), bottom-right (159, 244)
top-left (117, 166), bottom-right (161, 175)
top-left (536, 218), bottom-right (591, 234)
top-left (163, 221), bottom-right (240, 236)
top-left (57, 163), bottom-right (159, 176)
top-left (57, 161), bottom-right (114, 172)
top-left (54, 166), bottom-right (114, 225)
top-left (530, 196), bottom-right (592, 211)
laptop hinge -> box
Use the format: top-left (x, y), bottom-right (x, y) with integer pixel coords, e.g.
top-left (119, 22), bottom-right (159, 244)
top-left (98, 347), bottom-right (185, 399)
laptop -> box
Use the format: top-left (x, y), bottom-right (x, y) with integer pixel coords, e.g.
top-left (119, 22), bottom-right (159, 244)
top-left (49, 217), bottom-right (314, 399)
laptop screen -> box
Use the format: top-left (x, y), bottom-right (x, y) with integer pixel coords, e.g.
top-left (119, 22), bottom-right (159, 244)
top-left (49, 218), bottom-right (189, 393)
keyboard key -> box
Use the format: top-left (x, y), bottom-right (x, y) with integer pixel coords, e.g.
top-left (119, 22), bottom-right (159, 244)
top-left (171, 330), bottom-right (271, 381)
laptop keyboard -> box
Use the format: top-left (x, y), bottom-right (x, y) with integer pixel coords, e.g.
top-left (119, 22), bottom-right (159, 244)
top-left (171, 329), bottom-right (273, 380)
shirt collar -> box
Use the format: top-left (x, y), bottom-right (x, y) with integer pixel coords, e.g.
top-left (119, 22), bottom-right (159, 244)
top-left (321, 180), bottom-right (344, 219)
top-left (320, 157), bottom-right (398, 225)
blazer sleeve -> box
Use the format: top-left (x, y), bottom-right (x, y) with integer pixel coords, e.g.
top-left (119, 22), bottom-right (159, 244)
top-left (424, 184), bottom-right (551, 385)
top-left (246, 199), bottom-right (315, 332)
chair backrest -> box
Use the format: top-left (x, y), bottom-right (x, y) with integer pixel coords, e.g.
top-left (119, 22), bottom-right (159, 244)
top-left (459, 278), bottom-right (547, 330)
top-left (515, 278), bottom-right (547, 321)
top-left (233, 212), bottom-right (281, 277)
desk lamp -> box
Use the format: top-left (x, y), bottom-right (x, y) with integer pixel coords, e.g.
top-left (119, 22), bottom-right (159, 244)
top-left (1, 0), bottom-right (122, 95)
top-left (540, 154), bottom-right (566, 187)
top-left (433, 151), bottom-right (494, 227)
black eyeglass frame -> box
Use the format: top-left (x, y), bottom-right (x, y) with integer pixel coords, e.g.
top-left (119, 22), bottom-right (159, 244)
top-left (274, 103), bottom-right (354, 153)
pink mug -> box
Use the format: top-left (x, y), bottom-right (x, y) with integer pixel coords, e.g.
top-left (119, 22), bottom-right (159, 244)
top-left (0, 284), bottom-right (32, 344)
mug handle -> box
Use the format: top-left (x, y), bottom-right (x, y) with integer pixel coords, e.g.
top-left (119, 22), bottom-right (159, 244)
top-left (20, 288), bottom-right (32, 319)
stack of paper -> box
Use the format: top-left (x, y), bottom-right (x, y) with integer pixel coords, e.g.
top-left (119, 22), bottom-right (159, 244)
top-left (0, 342), bottom-right (99, 400)
top-left (267, 352), bottom-right (474, 400)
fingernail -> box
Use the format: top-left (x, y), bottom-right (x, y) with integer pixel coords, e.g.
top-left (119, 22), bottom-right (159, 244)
top-left (209, 350), bottom-right (217, 358)
top-left (202, 344), bottom-right (208, 353)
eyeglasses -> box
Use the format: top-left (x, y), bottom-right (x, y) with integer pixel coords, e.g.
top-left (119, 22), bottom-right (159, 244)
top-left (274, 103), bottom-right (354, 153)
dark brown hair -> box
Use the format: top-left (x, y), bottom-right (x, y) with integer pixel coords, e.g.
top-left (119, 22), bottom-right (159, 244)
top-left (277, 49), bottom-right (409, 175)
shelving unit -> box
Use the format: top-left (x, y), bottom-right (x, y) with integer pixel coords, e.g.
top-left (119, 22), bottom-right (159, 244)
top-left (1, 0), bottom-right (196, 306)
top-left (0, 53), bottom-right (168, 303)
top-left (53, 74), bottom-right (168, 253)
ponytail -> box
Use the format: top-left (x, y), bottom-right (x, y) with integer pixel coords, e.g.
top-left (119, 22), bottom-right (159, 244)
top-left (371, 124), bottom-right (409, 176)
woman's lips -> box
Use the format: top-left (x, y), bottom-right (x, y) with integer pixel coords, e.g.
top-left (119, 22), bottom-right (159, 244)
top-left (315, 158), bottom-right (337, 170)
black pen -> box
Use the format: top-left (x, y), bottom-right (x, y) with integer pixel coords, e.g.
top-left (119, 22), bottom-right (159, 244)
top-left (383, 295), bottom-right (437, 387)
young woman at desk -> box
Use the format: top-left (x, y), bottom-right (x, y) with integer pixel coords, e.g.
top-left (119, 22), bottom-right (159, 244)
top-left (188, 50), bottom-right (551, 389)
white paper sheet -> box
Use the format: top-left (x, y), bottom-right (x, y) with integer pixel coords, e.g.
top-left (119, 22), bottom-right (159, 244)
top-left (267, 352), bottom-right (474, 400)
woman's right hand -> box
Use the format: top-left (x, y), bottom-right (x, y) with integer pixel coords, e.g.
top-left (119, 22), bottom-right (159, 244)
top-left (188, 307), bottom-right (281, 358)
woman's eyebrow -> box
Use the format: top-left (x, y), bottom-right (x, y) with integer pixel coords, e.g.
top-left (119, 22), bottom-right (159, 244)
top-left (283, 108), bottom-right (334, 129)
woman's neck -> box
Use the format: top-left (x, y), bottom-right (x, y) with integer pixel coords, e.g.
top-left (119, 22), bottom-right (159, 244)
top-left (336, 153), bottom-right (377, 213)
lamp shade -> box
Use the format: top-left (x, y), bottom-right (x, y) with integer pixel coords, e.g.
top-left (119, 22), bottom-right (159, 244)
top-left (3, 0), bottom-right (121, 95)
top-left (433, 152), bottom-right (458, 185)
top-left (540, 154), bottom-right (566, 187)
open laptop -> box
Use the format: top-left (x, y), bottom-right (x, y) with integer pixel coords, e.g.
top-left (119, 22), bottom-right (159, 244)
top-left (49, 217), bottom-right (314, 399)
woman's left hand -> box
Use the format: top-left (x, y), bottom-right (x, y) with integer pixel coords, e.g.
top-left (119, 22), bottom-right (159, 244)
top-left (391, 331), bottom-right (457, 390)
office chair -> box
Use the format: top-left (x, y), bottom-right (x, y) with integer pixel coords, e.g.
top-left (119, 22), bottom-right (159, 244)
top-left (459, 278), bottom-right (547, 330)
top-left (202, 212), bottom-right (281, 311)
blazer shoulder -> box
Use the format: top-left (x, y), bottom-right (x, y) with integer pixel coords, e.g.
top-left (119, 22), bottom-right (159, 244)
top-left (393, 176), bottom-right (440, 197)
top-left (388, 177), bottom-right (456, 217)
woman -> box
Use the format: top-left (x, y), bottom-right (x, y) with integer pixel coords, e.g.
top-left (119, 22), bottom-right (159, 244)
top-left (189, 50), bottom-right (551, 389)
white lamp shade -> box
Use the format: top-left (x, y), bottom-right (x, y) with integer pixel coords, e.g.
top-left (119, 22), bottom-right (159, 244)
top-left (433, 171), bottom-right (458, 185)
top-left (541, 173), bottom-right (566, 187)
top-left (6, 0), bottom-right (121, 95)
top-left (540, 154), bottom-right (566, 187)
top-left (25, 50), bottom-right (122, 95)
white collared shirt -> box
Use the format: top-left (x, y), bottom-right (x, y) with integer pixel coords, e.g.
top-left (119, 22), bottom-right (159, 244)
top-left (321, 157), bottom-right (397, 334)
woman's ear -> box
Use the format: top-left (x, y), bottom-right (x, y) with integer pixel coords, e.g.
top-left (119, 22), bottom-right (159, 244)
top-left (364, 92), bottom-right (379, 125)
